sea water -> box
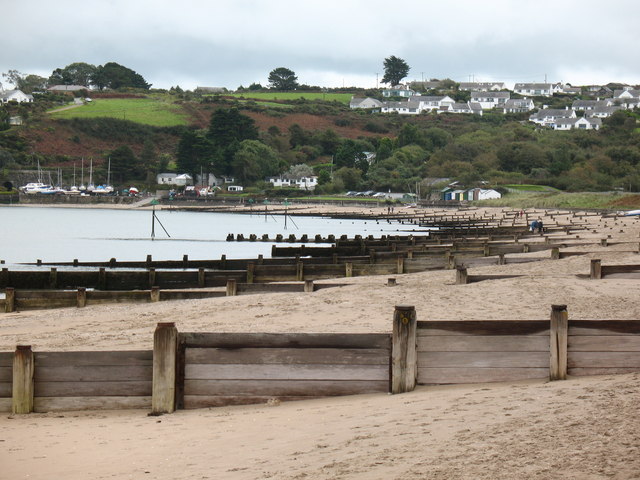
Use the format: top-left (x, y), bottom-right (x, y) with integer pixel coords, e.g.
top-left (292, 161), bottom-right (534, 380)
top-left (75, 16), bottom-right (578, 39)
top-left (0, 206), bottom-right (428, 267)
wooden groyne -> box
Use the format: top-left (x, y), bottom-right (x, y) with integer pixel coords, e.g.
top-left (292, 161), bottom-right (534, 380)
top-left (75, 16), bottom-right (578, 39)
top-left (3, 305), bottom-right (640, 413)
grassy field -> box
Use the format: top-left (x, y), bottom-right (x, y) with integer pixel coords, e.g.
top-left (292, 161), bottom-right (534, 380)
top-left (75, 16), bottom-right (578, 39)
top-left (48, 98), bottom-right (189, 126)
top-left (475, 192), bottom-right (640, 210)
top-left (229, 92), bottom-right (353, 104)
top-left (504, 184), bottom-right (560, 192)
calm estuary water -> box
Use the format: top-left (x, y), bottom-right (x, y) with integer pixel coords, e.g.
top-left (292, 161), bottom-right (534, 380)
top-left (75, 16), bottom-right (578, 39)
top-left (0, 206), bottom-right (427, 267)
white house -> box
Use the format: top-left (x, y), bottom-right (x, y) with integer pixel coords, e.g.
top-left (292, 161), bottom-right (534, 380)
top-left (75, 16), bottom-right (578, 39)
top-left (514, 83), bottom-right (554, 97)
top-left (380, 100), bottom-right (420, 115)
top-left (414, 95), bottom-right (456, 111)
top-left (382, 85), bottom-right (415, 98)
top-left (470, 91), bottom-right (510, 109)
top-left (268, 175), bottom-right (318, 190)
top-left (442, 102), bottom-right (482, 115)
top-left (349, 97), bottom-right (383, 109)
top-left (156, 173), bottom-right (193, 185)
top-left (0, 89), bottom-right (34, 104)
top-left (529, 108), bottom-right (576, 127)
top-left (553, 116), bottom-right (601, 131)
top-left (502, 98), bottom-right (535, 113)
top-left (585, 105), bottom-right (622, 118)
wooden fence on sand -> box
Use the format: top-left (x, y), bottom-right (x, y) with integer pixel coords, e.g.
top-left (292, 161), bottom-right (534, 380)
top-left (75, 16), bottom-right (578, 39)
top-left (2, 305), bottom-right (640, 414)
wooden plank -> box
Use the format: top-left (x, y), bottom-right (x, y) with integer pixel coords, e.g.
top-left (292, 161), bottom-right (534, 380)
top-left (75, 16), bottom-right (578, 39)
top-left (569, 320), bottom-right (640, 335)
top-left (35, 381), bottom-right (152, 397)
top-left (0, 366), bottom-right (12, 382)
top-left (418, 335), bottom-right (549, 352)
top-left (0, 398), bottom-right (11, 412)
top-left (185, 364), bottom-right (388, 381)
top-left (34, 396), bottom-right (151, 412)
top-left (34, 350), bottom-right (153, 366)
top-left (417, 321), bottom-right (549, 336)
top-left (184, 395), bottom-right (313, 409)
top-left (568, 367), bottom-right (640, 376)
top-left (35, 365), bottom-right (153, 382)
top-left (184, 379), bottom-right (389, 396)
top-left (602, 272), bottom-right (640, 279)
top-left (418, 367), bottom-right (549, 384)
top-left (185, 348), bottom-right (390, 365)
top-left (0, 352), bottom-right (13, 367)
top-left (0, 383), bottom-right (11, 397)
top-left (569, 336), bottom-right (640, 352)
top-left (418, 351), bottom-right (548, 368)
top-left (180, 332), bottom-right (391, 350)
top-left (568, 352), bottom-right (640, 368)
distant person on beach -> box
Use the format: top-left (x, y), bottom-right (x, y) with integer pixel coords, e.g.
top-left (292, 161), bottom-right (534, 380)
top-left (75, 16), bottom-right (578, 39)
top-left (537, 219), bottom-right (544, 234)
top-left (530, 220), bottom-right (538, 232)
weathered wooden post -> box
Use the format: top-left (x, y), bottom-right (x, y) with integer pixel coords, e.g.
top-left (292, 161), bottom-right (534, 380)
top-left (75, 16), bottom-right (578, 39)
top-left (220, 254), bottom-right (227, 270)
top-left (550, 305), bottom-right (568, 381)
top-left (483, 243), bottom-right (490, 257)
top-left (551, 247), bottom-right (560, 260)
top-left (73, 259), bottom-right (79, 267)
top-left (151, 322), bottom-right (178, 414)
top-left (396, 255), bottom-right (404, 274)
top-left (345, 262), bottom-right (353, 278)
top-left (590, 259), bottom-right (602, 279)
top-left (523, 244), bottom-right (530, 253)
top-left (148, 268), bottom-right (156, 288)
top-left (247, 262), bottom-right (255, 284)
top-left (146, 254), bottom-right (152, 267)
top-left (387, 277), bottom-right (397, 287)
top-left (600, 238), bottom-right (608, 247)
top-left (98, 267), bottom-right (107, 290)
top-left (407, 249), bottom-right (413, 259)
top-left (446, 253), bottom-right (456, 270)
top-left (296, 261), bottom-right (304, 281)
top-left (12, 345), bottom-right (34, 414)
top-left (498, 253), bottom-right (506, 265)
top-left (456, 266), bottom-right (468, 285)
top-left (226, 278), bottom-right (237, 296)
top-left (369, 249), bottom-right (376, 264)
top-left (49, 267), bottom-right (57, 289)
top-left (391, 305), bottom-right (417, 394)
top-left (304, 280), bottom-right (314, 293)
top-left (150, 286), bottom-right (161, 302)
top-left (257, 254), bottom-right (264, 265)
top-left (5, 287), bottom-right (15, 313)
top-left (76, 287), bottom-right (87, 308)
top-left (182, 254), bottom-right (189, 268)
top-left (332, 253), bottom-right (339, 265)
top-left (109, 258), bottom-right (117, 268)
top-left (198, 268), bottom-right (205, 287)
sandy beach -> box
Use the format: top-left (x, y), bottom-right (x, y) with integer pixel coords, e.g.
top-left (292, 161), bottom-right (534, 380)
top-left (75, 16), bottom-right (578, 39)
top-left (1, 205), bottom-right (639, 479)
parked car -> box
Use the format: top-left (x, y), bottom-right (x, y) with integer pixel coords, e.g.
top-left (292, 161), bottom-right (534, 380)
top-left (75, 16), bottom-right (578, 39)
top-left (372, 192), bottom-right (387, 198)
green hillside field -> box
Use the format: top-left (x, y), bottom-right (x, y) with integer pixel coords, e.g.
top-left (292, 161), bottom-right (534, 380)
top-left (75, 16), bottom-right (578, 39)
top-left (48, 98), bottom-right (189, 127)
top-left (229, 92), bottom-right (353, 104)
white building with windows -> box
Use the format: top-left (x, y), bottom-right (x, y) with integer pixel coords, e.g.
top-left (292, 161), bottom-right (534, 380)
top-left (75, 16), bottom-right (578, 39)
top-left (0, 89), bottom-right (33, 103)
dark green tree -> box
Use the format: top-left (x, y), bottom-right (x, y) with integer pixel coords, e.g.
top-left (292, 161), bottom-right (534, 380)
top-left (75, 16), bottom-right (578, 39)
top-left (176, 130), bottom-right (213, 179)
top-left (268, 67), bottom-right (299, 91)
top-left (207, 107), bottom-right (259, 174)
top-left (232, 140), bottom-right (282, 184)
top-left (48, 62), bottom-right (97, 86)
top-left (109, 145), bottom-right (142, 183)
top-left (90, 62), bottom-right (151, 90)
top-left (381, 56), bottom-right (410, 86)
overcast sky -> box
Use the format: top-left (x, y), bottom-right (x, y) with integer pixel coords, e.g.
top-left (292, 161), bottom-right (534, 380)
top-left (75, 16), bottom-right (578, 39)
top-left (3, 0), bottom-right (640, 90)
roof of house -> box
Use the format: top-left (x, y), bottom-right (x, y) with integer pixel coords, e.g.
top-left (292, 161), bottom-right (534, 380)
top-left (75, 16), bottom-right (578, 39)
top-left (531, 108), bottom-right (574, 118)
top-left (350, 97), bottom-right (382, 107)
top-left (470, 91), bottom-right (510, 98)
top-left (47, 85), bottom-right (89, 91)
top-left (514, 83), bottom-right (553, 90)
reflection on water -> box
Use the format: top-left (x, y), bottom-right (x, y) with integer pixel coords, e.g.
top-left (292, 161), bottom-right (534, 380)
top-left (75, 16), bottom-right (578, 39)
top-left (1, 206), bottom-right (428, 267)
